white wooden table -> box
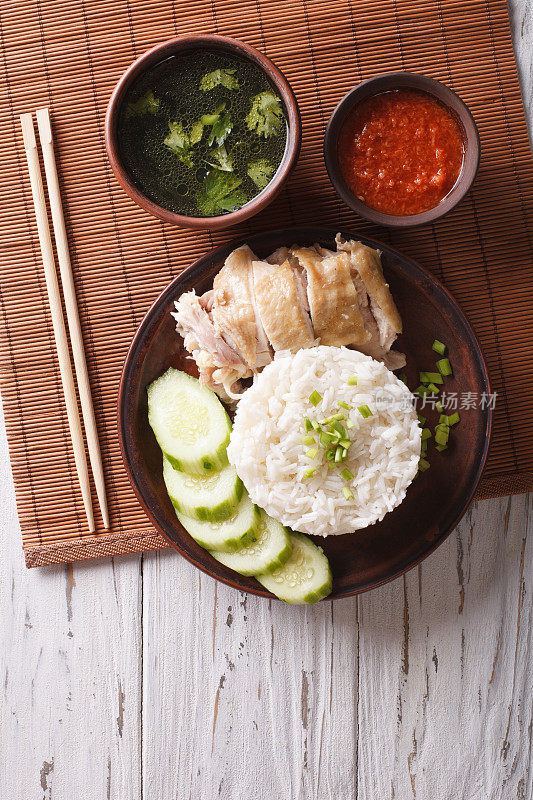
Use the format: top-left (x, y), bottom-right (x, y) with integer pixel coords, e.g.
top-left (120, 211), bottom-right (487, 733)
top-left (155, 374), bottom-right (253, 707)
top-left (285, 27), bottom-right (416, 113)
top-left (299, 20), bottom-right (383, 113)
top-left (1, 6), bottom-right (532, 798)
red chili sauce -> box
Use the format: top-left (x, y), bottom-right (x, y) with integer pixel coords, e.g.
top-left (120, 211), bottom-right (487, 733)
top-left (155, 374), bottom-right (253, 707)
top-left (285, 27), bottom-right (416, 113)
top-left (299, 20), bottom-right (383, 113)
top-left (338, 89), bottom-right (464, 216)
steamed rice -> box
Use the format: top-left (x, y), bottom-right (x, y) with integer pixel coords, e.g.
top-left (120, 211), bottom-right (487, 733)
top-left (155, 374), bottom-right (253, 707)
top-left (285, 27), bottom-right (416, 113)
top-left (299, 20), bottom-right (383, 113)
top-left (227, 346), bottom-right (421, 536)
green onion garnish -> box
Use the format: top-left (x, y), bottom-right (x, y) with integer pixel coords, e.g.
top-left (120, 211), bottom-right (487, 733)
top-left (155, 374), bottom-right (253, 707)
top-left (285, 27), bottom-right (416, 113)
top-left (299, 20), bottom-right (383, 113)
top-left (304, 418), bottom-right (313, 432)
top-left (302, 434), bottom-right (315, 446)
top-left (418, 458), bottom-right (430, 472)
top-left (338, 401), bottom-right (352, 410)
top-left (435, 401), bottom-right (444, 414)
top-left (345, 419), bottom-right (354, 429)
top-left (311, 420), bottom-right (321, 431)
top-left (331, 421), bottom-right (346, 436)
top-left (432, 340), bottom-right (447, 355)
top-left (339, 439), bottom-right (351, 449)
top-left (340, 468), bottom-right (354, 482)
top-left (447, 412), bottom-right (460, 426)
top-left (334, 446), bottom-right (344, 463)
top-left (305, 447), bottom-right (319, 459)
top-left (439, 414), bottom-right (449, 425)
top-left (347, 375), bottom-right (358, 386)
top-left (419, 371), bottom-right (430, 384)
top-left (342, 487), bottom-right (354, 500)
top-left (309, 390), bottom-right (322, 406)
top-left (421, 428), bottom-right (432, 441)
top-left (398, 373), bottom-right (408, 384)
top-left (303, 467), bottom-right (316, 479)
top-left (415, 385), bottom-right (430, 397)
top-left (341, 448), bottom-right (348, 460)
top-left (435, 428), bottom-right (449, 446)
top-left (427, 383), bottom-right (440, 395)
top-left (436, 358), bottom-right (452, 376)
top-left (421, 441), bottom-right (428, 457)
top-left (326, 449), bottom-right (335, 461)
top-left (436, 444), bottom-right (448, 452)
top-left (424, 372), bottom-right (444, 385)
top-left (320, 431), bottom-right (336, 446)
top-left (417, 413), bottom-right (426, 426)
top-left (357, 404), bottom-right (372, 418)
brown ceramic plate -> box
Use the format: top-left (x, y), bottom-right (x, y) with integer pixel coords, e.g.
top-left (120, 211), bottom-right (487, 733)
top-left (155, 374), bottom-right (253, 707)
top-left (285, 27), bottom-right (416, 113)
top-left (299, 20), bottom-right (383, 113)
top-left (118, 228), bottom-right (491, 599)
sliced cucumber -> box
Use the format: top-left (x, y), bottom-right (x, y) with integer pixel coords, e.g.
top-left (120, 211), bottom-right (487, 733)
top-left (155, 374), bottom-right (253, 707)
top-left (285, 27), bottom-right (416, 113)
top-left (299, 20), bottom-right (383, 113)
top-left (148, 368), bottom-right (230, 474)
top-left (176, 493), bottom-right (260, 553)
top-left (163, 456), bottom-right (242, 522)
top-left (211, 511), bottom-right (292, 576)
top-left (256, 531), bottom-right (332, 604)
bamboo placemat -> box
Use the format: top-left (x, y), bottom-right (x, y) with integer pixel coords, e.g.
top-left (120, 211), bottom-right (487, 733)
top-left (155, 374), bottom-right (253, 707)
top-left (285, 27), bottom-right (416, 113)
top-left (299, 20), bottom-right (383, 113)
top-left (0, 0), bottom-right (532, 567)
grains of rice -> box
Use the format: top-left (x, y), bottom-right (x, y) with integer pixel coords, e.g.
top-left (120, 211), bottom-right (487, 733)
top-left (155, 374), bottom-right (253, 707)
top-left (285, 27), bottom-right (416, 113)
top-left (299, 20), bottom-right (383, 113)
top-left (227, 346), bottom-right (421, 536)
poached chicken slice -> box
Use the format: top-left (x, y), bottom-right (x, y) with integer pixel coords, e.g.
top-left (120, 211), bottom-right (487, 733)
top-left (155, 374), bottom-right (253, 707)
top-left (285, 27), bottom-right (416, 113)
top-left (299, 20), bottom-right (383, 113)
top-left (252, 259), bottom-right (315, 352)
top-left (211, 245), bottom-right (271, 371)
top-left (290, 246), bottom-right (368, 347)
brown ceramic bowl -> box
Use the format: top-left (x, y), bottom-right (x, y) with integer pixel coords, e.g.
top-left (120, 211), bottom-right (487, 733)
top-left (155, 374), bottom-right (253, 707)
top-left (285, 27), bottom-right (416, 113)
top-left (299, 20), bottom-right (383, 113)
top-left (118, 227), bottom-right (492, 600)
top-left (324, 73), bottom-right (480, 228)
top-left (105, 34), bottom-right (301, 231)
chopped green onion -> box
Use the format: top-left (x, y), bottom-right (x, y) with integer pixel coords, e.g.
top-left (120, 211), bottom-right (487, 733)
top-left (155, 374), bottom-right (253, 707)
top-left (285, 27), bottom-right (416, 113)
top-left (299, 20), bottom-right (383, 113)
top-left (436, 358), bottom-right (452, 376)
top-left (435, 428), bottom-right (449, 446)
top-left (346, 419), bottom-right (354, 429)
top-left (424, 372), bottom-right (444, 385)
top-left (447, 412), bottom-right (460, 426)
top-left (328, 461), bottom-right (336, 470)
top-left (418, 458), bottom-right (431, 472)
top-left (326, 449), bottom-right (335, 462)
top-left (320, 431), bottom-right (336, 446)
top-left (439, 414), bottom-right (449, 425)
top-left (339, 439), bottom-right (351, 449)
top-left (357, 404), bottom-right (372, 418)
top-left (338, 401), bottom-right (352, 410)
top-left (342, 487), bottom-right (354, 500)
top-left (421, 428), bottom-right (432, 441)
top-left (435, 422), bottom-right (449, 432)
top-left (415, 385), bottom-right (430, 397)
top-left (417, 413), bottom-right (426, 426)
top-left (419, 371), bottom-right (430, 384)
top-left (432, 339), bottom-right (447, 355)
top-left (435, 401), bottom-right (444, 414)
top-left (332, 412), bottom-right (345, 421)
top-left (310, 420), bottom-right (321, 431)
top-left (427, 383), bottom-right (440, 395)
top-left (303, 467), bottom-right (316, 479)
top-left (341, 448), bottom-right (348, 460)
top-left (302, 434), bottom-right (315, 446)
top-left (398, 373), bottom-right (408, 384)
top-left (340, 468), bottom-right (354, 482)
top-left (331, 421), bottom-right (346, 437)
top-left (309, 390), bottom-right (322, 406)
top-left (421, 441), bottom-right (428, 457)
top-left (436, 444), bottom-right (448, 452)
top-left (305, 447), bottom-right (319, 459)
top-left (347, 375), bottom-right (358, 386)
top-left (334, 446), bottom-right (343, 463)
top-left (304, 418), bottom-right (313, 432)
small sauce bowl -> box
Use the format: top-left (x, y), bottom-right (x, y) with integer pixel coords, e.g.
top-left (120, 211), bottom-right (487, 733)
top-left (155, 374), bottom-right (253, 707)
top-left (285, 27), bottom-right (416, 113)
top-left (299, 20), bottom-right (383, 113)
top-left (105, 34), bottom-right (301, 231)
top-left (324, 72), bottom-right (480, 228)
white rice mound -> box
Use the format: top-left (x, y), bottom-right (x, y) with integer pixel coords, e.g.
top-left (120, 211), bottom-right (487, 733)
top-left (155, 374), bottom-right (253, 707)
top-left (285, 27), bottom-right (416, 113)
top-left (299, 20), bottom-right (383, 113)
top-left (227, 346), bottom-right (421, 537)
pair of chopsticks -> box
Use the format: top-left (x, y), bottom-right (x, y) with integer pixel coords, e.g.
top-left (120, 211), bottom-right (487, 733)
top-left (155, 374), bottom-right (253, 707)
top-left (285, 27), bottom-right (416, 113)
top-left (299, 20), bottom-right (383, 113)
top-left (20, 110), bottom-right (108, 532)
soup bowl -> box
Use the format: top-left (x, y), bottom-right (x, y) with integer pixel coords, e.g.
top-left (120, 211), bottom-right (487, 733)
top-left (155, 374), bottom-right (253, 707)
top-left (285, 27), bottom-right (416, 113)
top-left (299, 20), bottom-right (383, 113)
top-left (105, 34), bottom-right (301, 231)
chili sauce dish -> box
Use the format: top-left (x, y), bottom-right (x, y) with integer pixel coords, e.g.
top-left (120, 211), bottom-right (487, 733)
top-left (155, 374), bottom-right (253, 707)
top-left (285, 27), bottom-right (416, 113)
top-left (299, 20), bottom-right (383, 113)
top-left (324, 72), bottom-right (480, 228)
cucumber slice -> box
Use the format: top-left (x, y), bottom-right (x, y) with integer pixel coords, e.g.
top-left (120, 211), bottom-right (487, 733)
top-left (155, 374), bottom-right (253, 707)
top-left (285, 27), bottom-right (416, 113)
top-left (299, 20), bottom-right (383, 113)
top-left (148, 368), bottom-right (230, 474)
top-left (163, 456), bottom-right (242, 522)
top-left (211, 511), bottom-right (292, 576)
top-left (256, 531), bottom-right (332, 604)
top-left (176, 494), bottom-right (260, 553)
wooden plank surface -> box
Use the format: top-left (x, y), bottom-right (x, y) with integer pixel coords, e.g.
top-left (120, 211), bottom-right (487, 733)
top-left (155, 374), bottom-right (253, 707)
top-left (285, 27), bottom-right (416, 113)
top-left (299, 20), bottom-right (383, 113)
top-left (0, 2), bottom-right (532, 798)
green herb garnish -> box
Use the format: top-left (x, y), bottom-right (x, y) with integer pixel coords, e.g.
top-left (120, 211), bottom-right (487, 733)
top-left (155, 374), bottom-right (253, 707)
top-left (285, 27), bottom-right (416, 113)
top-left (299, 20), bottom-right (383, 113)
top-left (163, 121), bottom-right (193, 166)
top-left (125, 90), bottom-right (160, 118)
top-left (340, 468), bottom-right (355, 482)
top-left (432, 340), bottom-right (447, 355)
top-left (357, 405), bottom-right (372, 418)
top-left (342, 487), bottom-right (354, 500)
top-left (309, 390), bottom-right (322, 407)
top-left (204, 144), bottom-right (233, 172)
top-left (208, 111), bottom-right (232, 147)
top-left (247, 159), bottom-right (275, 190)
top-left (200, 68), bottom-right (239, 91)
top-left (246, 91), bottom-right (284, 138)
top-left (347, 375), bottom-right (358, 386)
top-left (436, 358), bottom-right (452, 376)
top-left (196, 170), bottom-right (246, 216)
top-left (418, 458), bottom-right (430, 472)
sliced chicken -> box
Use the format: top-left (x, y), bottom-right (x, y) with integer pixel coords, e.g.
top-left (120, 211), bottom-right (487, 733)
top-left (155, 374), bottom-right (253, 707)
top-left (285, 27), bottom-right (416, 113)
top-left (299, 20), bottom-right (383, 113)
top-left (290, 246), bottom-right (369, 347)
top-left (211, 245), bottom-right (272, 372)
top-left (336, 234), bottom-right (402, 349)
top-left (252, 259), bottom-right (315, 352)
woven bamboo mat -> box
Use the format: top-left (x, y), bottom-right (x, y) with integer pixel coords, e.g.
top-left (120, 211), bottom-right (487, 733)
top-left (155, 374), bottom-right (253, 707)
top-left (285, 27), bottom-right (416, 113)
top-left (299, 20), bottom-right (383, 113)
top-left (0, 0), bottom-right (532, 568)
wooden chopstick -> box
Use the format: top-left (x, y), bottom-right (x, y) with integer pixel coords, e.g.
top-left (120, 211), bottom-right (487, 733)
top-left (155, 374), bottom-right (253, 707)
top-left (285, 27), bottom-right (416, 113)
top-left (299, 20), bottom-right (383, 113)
top-left (20, 112), bottom-right (95, 532)
top-left (36, 108), bottom-right (109, 529)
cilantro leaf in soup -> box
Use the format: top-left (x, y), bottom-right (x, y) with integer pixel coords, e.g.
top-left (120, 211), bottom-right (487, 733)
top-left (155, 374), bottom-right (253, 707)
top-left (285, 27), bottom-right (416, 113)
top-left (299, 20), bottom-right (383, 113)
top-left (247, 158), bottom-right (275, 189)
top-left (207, 112), bottom-right (232, 147)
top-left (189, 104), bottom-right (227, 144)
top-left (200, 68), bottom-right (239, 91)
top-left (125, 90), bottom-right (160, 118)
top-left (205, 144), bottom-right (234, 172)
top-left (164, 121), bottom-right (193, 166)
top-left (196, 169), bottom-right (247, 216)
top-left (246, 91), bottom-right (284, 138)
